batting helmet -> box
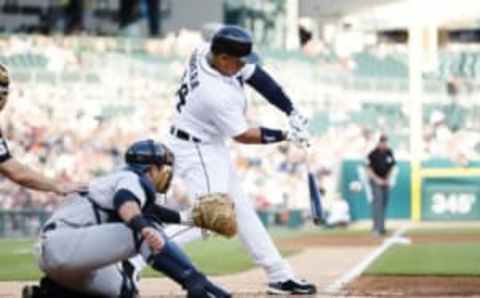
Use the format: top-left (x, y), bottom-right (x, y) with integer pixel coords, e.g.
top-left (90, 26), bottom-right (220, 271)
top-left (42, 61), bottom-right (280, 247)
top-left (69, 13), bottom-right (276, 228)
top-left (210, 25), bottom-right (259, 63)
top-left (125, 139), bottom-right (174, 172)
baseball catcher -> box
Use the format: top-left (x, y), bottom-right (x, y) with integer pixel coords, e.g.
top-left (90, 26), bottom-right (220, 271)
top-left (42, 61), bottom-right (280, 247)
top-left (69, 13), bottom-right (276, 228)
top-left (23, 139), bottom-right (231, 298)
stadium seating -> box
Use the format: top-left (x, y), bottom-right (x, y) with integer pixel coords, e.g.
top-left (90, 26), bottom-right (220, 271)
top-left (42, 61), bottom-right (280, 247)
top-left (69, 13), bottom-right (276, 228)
top-left (0, 34), bottom-right (478, 218)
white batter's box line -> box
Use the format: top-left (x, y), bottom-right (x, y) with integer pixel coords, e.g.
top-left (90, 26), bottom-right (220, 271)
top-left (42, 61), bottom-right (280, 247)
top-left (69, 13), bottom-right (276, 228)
top-left (139, 292), bottom-right (268, 298)
top-left (324, 224), bottom-right (412, 294)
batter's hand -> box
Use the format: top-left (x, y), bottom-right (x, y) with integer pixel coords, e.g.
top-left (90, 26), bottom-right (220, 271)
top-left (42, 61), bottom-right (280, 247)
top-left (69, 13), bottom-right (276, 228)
top-left (287, 109), bottom-right (310, 148)
top-left (288, 109), bottom-right (309, 132)
top-left (286, 125), bottom-right (311, 148)
top-left (142, 227), bottom-right (164, 253)
top-left (54, 182), bottom-right (88, 196)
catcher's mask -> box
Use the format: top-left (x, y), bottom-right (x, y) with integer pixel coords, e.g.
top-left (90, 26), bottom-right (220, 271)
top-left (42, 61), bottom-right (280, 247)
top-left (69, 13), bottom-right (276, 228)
top-left (0, 64), bottom-right (9, 107)
top-left (125, 139), bottom-right (174, 193)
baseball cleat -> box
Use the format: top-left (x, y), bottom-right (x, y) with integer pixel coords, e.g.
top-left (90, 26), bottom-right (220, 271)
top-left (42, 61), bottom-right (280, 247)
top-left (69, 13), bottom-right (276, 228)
top-left (267, 278), bottom-right (317, 295)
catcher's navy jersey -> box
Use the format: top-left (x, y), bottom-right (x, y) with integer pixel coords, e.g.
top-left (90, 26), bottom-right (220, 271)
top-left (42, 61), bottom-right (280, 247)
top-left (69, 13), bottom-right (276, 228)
top-left (171, 44), bottom-right (256, 143)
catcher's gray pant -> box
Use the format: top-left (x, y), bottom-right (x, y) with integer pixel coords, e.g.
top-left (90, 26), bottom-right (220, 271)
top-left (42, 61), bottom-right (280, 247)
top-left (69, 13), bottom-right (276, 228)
top-left (38, 223), bottom-right (150, 297)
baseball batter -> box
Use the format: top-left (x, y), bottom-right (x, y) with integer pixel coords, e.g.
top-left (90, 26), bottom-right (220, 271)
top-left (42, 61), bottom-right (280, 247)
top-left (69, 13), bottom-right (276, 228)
top-left (0, 64), bottom-right (83, 195)
top-left (164, 26), bottom-right (316, 295)
top-left (23, 140), bottom-right (231, 298)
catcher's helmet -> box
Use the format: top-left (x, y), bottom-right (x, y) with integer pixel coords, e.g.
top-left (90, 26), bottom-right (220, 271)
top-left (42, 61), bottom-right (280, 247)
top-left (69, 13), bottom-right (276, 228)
top-left (210, 25), bottom-right (258, 63)
top-left (125, 139), bottom-right (174, 172)
top-left (0, 64), bottom-right (9, 91)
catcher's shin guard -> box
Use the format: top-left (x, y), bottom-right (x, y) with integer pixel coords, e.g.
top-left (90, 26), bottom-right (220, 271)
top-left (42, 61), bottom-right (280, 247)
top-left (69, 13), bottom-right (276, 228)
top-left (149, 240), bottom-right (231, 298)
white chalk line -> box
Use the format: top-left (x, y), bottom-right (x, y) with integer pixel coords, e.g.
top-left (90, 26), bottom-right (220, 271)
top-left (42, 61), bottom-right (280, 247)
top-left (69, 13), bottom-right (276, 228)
top-left (324, 224), bottom-right (412, 294)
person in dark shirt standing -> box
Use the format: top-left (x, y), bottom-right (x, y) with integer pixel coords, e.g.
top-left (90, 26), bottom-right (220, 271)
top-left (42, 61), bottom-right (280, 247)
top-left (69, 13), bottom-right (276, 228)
top-left (366, 134), bottom-right (396, 236)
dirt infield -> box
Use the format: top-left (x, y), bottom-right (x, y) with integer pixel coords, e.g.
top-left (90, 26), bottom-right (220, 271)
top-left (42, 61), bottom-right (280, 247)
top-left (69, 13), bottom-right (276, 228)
top-left (345, 276), bottom-right (480, 298)
top-left (3, 229), bottom-right (480, 297)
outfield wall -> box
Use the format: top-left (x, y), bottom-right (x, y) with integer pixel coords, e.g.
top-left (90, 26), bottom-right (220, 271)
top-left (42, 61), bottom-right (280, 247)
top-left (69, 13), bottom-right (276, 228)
top-left (340, 159), bottom-right (411, 220)
top-left (341, 159), bottom-right (480, 221)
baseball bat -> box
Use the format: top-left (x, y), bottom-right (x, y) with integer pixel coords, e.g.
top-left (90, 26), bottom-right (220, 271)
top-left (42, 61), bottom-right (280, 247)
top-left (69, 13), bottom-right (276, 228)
top-left (305, 148), bottom-right (323, 225)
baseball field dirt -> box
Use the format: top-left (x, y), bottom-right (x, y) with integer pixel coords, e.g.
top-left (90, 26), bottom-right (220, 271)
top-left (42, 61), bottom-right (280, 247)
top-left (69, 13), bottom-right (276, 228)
top-left (3, 230), bottom-right (480, 297)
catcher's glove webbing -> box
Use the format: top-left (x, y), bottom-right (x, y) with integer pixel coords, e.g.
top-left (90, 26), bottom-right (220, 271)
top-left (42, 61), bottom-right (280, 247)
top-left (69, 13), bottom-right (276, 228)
top-left (192, 193), bottom-right (237, 238)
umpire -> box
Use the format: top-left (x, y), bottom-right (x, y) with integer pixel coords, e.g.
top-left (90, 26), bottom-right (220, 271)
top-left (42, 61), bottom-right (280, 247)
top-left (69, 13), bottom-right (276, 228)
top-left (366, 134), bottom-right (396, 236)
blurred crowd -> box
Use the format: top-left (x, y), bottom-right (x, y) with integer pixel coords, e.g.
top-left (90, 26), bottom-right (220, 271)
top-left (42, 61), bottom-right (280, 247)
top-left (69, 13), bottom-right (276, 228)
top-left (0, 33), bottom-right (479, 214)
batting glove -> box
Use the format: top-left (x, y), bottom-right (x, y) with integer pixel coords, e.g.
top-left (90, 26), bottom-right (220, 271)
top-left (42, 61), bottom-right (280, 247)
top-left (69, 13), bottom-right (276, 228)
top-left (286, 125), bottom-right (311, 148)
top-left (288, 109), bottom-right (309, 132)
top-left (287, 109), bottom-right (311, 148)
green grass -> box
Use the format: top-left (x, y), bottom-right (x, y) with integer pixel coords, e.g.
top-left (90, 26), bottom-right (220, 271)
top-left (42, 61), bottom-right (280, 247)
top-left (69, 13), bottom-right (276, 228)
top-left (10, 227), bottom-right (480, 281)
top-left (0, 239), bottom-right (38, 281)
top-left (366, 243), bottom-right (480, 276)
top-left (0, 227), bottom-right (319, 281)
top-left (269, 226), bottom-right (371, 238)
top-left (143, 236), bottom-right (295, 277)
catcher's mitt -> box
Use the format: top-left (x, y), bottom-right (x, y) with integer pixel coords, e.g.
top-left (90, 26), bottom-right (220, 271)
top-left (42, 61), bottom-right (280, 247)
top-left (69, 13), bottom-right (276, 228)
top-left (192, 193), bottom-right (237, 238)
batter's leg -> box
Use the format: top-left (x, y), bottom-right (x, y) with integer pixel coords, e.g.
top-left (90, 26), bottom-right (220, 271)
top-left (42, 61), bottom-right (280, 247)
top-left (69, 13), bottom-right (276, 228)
top-left (228, 168), bottom-right (294, 283)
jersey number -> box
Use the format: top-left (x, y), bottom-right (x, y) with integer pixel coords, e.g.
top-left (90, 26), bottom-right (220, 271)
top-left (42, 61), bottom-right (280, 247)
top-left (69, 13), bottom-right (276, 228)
top-left (176, 83), bottom-right (189, 113)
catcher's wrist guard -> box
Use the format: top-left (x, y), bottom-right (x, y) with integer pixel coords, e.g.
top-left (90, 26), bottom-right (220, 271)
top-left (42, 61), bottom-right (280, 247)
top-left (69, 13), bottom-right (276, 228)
top-left (128, 215), bottom-right (150, 233)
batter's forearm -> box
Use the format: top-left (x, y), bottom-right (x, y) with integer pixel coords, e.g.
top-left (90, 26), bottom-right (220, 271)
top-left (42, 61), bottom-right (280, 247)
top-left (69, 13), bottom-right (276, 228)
top-left (234, 127), bottom-right (286, 144)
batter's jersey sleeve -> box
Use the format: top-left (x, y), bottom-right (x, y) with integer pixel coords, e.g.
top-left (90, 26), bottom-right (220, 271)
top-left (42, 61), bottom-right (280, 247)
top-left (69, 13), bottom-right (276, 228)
top-left (0, 131), bottom-right (12, 163)
top-left (113, 172), bottom-right (148, 208)
top-left (207, 93), bottom-right (249, 138)
top-left (239, 63), bottom-right (256, 81)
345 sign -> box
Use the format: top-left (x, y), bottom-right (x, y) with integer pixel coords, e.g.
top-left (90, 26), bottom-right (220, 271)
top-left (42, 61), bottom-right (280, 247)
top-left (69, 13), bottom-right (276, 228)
top-left (423, 183), bottom-right (480, 220)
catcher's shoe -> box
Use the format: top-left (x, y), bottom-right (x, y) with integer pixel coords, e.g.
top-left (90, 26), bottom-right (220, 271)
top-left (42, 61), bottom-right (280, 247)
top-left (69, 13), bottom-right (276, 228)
top-left (267, 278), bottom-right (317, 295)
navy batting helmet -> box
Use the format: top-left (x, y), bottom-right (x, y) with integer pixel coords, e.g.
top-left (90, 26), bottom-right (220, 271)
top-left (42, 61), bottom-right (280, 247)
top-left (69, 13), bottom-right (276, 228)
top-left (210, 25), bottom-right (259, 64)
top-left (125, 139), bottom-right (174, 172)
